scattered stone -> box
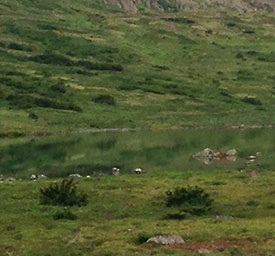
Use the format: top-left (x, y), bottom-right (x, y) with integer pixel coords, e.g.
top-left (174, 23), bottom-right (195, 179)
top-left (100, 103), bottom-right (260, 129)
top-left (5, 177), bottom-right (16, 182)
top-left (68, 174), bottom-right (82, 178)
top-left (192, 148), bottom-right (237, 164)
top-left (132, 168), bottom-right (143, 174)
top-left (147, 234), bottom-right (184, 245)
top-left (213, 215), bottom-right (235, 221)
top-left (226, 149), bottom-right (237, 157)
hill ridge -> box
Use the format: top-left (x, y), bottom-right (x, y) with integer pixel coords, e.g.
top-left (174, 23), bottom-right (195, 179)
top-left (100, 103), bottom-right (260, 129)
top-left (104, 0), bottom-right (275, 12)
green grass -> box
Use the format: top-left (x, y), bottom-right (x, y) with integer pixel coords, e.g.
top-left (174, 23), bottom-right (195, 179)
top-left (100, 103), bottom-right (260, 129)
top-left (1, 170), bottom-right (275, 255)
top-left (1, 1), bottom-right (275, 135)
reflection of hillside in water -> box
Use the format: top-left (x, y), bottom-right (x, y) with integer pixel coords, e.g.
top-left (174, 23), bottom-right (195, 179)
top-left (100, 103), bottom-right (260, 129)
top-left (0, 128), bottom-right (274, 178)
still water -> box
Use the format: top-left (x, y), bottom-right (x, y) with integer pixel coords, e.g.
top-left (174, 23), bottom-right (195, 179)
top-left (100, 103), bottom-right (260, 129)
top-left (0, 128), bottom-right (274, 178)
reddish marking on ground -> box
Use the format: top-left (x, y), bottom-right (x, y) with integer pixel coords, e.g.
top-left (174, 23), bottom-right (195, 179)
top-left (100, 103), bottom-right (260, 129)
top-left (167, 240), bottom-right (256, 251)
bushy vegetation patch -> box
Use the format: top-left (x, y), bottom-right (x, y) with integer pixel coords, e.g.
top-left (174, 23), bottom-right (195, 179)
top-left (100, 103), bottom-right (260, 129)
top-left (162, 17), bottom-right (195, 24)
top-left (135, 233), bottom-right (151, 244)
top-left (40, 179), bottom-right (88, 207)
top-left (8, 42), bottom-right (32, 52)
top-left (29, 54), bottom-right (73, 66)
top-left (51, 83), bottom-right (66, 93)
top-left (165, 186), bottom-right (213, 216)
top-left (242, 96), bottom-right (262, 106)
top-left (35, 97), bottom-right (82, 112)
top-left (92, 94), bottom-right (116, 105)
top-left (6, 94), bottom-right (36, 109)
top-left (7, 94), bottom-right (82, 112)
top-left (77, 60), bottom-right (123, 71)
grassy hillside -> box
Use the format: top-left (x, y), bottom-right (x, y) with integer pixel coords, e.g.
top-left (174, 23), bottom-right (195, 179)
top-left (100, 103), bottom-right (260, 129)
top-left (1, 0), bottom-right (275, 135)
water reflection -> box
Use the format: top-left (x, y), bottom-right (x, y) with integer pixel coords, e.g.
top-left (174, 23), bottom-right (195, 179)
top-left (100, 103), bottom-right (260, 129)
top-left (0, 128), bottom-right (274, 178)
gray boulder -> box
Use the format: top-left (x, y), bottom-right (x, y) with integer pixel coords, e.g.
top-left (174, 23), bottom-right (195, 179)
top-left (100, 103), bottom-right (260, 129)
top-left (147, 234), bottom-right (184, 245)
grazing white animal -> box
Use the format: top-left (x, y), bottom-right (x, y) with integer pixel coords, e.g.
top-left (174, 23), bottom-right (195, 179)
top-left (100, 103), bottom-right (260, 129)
top-left (30, 174), bottom-right (48, 180)
top-left (112, 167), bottom-right (120, 176)
top-left (132, 168), bottom-right (143, 174)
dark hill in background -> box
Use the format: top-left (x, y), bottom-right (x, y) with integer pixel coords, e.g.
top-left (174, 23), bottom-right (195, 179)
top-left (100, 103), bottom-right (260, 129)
top-left (1, 0), bottom-right (275, 136)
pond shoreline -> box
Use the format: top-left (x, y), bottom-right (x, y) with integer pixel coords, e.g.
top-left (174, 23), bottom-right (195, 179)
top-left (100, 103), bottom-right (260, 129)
top-left (1, 124), bottom-right (275, 139)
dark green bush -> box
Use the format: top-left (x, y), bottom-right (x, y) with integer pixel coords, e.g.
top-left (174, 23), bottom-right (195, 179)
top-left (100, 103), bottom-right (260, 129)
top-left (165, 186), bottom-right (213, 216)
top-left (51, 83), bottom-right (66, 93)
top-left (77, 60), bottom-right (123, 71)
top-left (35, 97), bottom-right (82, 112)
top-left (28, 112), bottom-right (38, 120)
top-left (136, 233), bottom-right (151, 244)
top-left (227, 22), bottom-right (236, 27)
top-left (53, 208), bottom-right (77, 220)
top-left (6, 94), bottom-right (36, 109)
top-left (40, 179), bottom-right (88, 207)
top-left (29, 54), bottom-right (73, 66)
top-left (93, 94), bottom-right (116, 105)
top-left (242, 96), bottom-right (262, 106)
top-left (162, 17), bottom-right (195, 24)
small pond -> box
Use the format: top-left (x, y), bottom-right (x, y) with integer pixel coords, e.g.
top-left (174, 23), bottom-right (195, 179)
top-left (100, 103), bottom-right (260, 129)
top-left (0, 128), bottom-right (274, 179)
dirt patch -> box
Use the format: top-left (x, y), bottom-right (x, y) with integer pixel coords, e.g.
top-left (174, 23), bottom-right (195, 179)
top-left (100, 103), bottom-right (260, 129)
top-left (168, 239), bottom-right (256, 251)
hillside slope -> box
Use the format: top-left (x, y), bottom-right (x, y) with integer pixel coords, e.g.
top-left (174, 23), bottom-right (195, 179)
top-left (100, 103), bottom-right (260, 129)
top-left (1, 0), bottom-right (275, 135)
top-left (104, 0), bottom-right (275, 12)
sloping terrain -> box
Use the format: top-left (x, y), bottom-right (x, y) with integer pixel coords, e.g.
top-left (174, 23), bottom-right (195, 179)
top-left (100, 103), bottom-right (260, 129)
top-left (104, 0), bottom-right (275, 12)
top-left (1, 0), bottom-right (275, 135)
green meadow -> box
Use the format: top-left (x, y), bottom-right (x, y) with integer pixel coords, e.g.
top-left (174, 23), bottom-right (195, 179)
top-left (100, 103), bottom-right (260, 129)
top-left (1, 170), bottom-right (275, 256)
top-left (1, 1), bottom-right (275, 135)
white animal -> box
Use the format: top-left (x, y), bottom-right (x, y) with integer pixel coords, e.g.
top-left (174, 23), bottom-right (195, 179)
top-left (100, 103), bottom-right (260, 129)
top-left (112, 167), bottom-right (120, 176)
top-left (132, 168), bottom-right (143, 174)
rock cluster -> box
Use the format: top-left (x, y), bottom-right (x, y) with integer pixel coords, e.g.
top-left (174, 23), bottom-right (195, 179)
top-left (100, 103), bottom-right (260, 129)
top-left (147, 234), bottom-right (185, 245)
top-left (192, 148), bottom-right (237, 165)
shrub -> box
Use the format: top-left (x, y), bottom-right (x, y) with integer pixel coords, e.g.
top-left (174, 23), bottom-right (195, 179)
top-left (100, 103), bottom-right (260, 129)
top-left (77, 60), bottom-right (123, 71)
top-left (165, 186), bottom-right (213, 216)
top-left (6, 94), bottom-right (36, 109)
top-left (93, 94), bottom-right (116, 105)
top-left (40, 179), bottom-right (88, 206)
top-left (35, 97), bottom-right (82, 112)
top-left (53, 208), bottom-right (77, 220)
top-left (163, 17), bottom-right (195, 24)
top-left (29, 54), bottom-right (73, 66)
top-left (242, 96), bottom-right (262, 106)
top-left (28, 112), bottom-right (38, 120)
top-left (136, 233), bottom-right (151, 244)
top-left (51, 83), bottom-right (66, 93)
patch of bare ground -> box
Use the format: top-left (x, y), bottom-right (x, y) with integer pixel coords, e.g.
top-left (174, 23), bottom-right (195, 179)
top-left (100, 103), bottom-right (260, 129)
top-left (167, 239), bottom-right (257, 252)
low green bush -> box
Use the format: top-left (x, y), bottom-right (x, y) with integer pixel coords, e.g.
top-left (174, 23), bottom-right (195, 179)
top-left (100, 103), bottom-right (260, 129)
top-left (93, 94), bottom-right (116, 105)
top-left (165, 186), bottom-right (213, 216)
top-left (29, 54), bottom-right (73, 66)
top-left (242, 96), bottom-right (262, 106)
top-left (51, 83), bottom-right (66, 93)
top-left (136, 233), bottom-right (151, 244)
top-left (77, 60), bottom-right (123, 71)
top-left (40, 179), bottom-right (88, 207)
